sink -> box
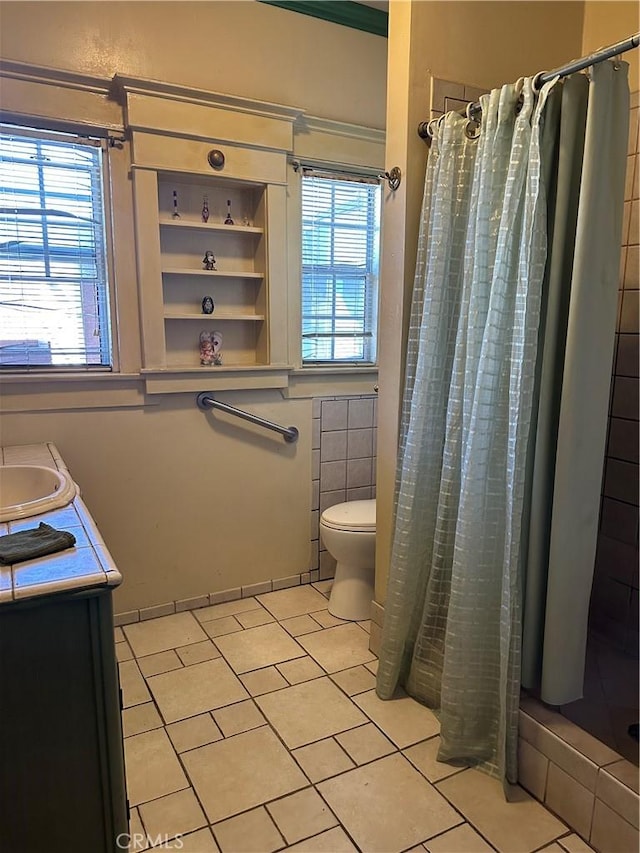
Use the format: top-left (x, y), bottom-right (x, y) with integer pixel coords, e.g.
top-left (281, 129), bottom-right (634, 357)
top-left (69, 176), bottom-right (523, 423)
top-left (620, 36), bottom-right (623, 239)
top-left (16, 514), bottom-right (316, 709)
top-left (0, 465), bottom-right (78, 522)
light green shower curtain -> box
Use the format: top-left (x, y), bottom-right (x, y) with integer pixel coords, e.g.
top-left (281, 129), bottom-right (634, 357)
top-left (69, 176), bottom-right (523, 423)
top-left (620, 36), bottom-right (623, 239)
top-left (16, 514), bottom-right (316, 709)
top-left (377, 62), bottom-right (630, 784)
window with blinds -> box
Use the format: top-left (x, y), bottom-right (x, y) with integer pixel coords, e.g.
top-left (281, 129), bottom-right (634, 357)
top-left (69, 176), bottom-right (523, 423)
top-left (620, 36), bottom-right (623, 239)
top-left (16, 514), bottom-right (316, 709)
top-left (301, 171), bottom-right (381, 364)
top-left (0, 126), bottom-right (112, 369)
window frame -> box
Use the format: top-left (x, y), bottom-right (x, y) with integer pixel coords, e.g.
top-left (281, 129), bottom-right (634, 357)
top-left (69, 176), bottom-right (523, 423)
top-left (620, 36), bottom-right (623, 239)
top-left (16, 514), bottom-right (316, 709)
top-left (0, 122), bottom-right (118, 373)
top-left (299, 164), bottom-right (381, 368)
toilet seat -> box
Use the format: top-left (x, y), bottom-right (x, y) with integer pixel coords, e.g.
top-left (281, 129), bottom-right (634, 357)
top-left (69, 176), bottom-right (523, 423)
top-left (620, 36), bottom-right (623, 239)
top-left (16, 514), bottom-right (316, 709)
top-left (321, 499), bottom-right (375, 533)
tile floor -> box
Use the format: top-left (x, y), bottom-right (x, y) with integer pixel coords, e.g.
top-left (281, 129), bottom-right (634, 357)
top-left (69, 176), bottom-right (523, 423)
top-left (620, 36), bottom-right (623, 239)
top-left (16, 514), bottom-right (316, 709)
top-left (117, 582), bottom-right (596, 853)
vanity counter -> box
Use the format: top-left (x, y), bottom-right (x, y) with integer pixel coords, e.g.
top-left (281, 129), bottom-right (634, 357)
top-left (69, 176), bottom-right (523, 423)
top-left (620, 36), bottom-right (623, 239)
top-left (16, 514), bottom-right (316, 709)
top-left (0, 442), bottom-right (122, 604)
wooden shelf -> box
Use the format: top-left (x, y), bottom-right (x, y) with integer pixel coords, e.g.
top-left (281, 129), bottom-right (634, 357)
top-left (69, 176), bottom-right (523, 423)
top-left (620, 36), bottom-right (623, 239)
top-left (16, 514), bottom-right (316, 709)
top-left (164, 313), bottom-right (265, 321)
top-left (159, 218), bottom-right (263, 234)
top-left (161, 268), bottom-right (264, 279)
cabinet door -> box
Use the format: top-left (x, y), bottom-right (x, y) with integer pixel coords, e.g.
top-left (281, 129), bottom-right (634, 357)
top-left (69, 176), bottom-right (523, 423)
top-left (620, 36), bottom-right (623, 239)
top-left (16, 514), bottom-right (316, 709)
top-left (0, 592), bottom-right (127, 853)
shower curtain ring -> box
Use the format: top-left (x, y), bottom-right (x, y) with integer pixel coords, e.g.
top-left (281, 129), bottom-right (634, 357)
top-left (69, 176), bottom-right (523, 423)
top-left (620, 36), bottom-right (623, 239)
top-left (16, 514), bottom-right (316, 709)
top-left (532, 71), bottom-right (546, 93)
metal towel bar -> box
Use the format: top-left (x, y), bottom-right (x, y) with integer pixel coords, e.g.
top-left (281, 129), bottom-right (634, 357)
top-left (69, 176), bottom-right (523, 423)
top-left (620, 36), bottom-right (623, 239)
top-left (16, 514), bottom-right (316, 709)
top-left (197, 393), bottom-right (299, 443)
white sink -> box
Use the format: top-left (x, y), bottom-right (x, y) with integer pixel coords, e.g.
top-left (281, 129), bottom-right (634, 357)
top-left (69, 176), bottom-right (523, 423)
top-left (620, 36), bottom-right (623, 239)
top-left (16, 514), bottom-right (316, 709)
top-left (0, 465), bottom-right (78, 522)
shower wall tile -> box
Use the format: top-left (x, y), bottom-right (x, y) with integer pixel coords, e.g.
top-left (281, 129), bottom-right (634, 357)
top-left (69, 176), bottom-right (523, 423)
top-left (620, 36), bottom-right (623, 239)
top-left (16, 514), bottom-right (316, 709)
top-left (320, 431), bottom-right (347, 462)
top-left (321, 400), bottom-right (348, 431)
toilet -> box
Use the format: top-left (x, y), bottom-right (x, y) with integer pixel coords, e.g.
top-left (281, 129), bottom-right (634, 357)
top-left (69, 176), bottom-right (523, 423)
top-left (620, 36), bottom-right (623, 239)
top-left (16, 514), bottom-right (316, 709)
top-left (319, 499), bottom-right (376, 621)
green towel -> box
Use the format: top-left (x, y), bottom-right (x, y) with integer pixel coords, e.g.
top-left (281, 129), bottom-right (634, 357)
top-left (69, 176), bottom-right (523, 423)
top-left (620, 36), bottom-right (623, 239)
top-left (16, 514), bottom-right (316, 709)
top-left (0, 522), bottom-right (77, 565)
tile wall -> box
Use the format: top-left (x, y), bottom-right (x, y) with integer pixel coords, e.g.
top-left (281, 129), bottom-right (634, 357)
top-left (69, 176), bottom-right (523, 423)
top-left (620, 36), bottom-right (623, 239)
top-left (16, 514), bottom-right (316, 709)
top-left (591, 90), bottom-right (639, 655)
top-left (310, 395), bottom-right (378, 581)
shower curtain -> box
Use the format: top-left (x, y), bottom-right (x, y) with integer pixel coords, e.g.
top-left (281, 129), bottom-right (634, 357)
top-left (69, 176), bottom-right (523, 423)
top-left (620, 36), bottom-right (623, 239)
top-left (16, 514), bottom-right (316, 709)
top-left (377, 62), bottom-right (630, 785)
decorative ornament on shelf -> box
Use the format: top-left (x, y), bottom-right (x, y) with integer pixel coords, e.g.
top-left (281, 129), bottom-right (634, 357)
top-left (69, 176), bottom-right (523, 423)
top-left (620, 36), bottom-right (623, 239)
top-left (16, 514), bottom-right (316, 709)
top-left (199, 330), bottom-right (215, 365)
top-left (201, 296), bottom-right (214, 315)
top-left (202, 251), bottom-right (216, 271)
top-left (242, 214), bottom-right (251, 227)
top-left (224, 199), bottom-right (234, 225)
top-left (212, 331), bottom-right (223, 365)
top-left (172, 190), bottom-right (180, 219)
top-left (202, 195), bottom-right (209, 223)
top-left (199, 330), bottom-right (223, 366)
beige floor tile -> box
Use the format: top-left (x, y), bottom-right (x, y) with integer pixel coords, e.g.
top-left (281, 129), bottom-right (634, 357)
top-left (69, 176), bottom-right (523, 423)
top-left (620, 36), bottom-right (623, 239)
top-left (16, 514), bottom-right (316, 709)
top-left (292, 738), bottom-right (355, 783)
top-left (213, 806), bottom-right (283, 853)
top-left (336, 723), bottom-right (395, 765)
top-left (122, 702), bottom-right (163, 738)
top-left (557, 832), bottom-right (597, 852)
top-left (281, 615), bottom-right (324, 637)
top-left (116, 641), bottom-right (134, 662)
top-left (203, 615), bottom-right (243, 638)
top-left (237, 608), bottom-right (276, 628)
top-left (437, 769), bottom-right (567, 853)
top-left (256, 677), bottom-right (367, 749)
top-left (365, 659), bottom-right (379, 675)
top-left (358, 620), bottom-right (371, 634)
top-left (166, 828), bottom-right (220, 852)
top-left (119, 660), bottom-right (151, 708)
top-left (330, 666), bottom-right (377, 697)
top-left (257, 586), bottom-right (331, 620)
top-left (176, 640), bottom-right (221, 666)
top-left (124, 612), bottom-right (207, 657)
top-left (298, 624), bottom-right (375, 673)
top-left (404, 737), bottom-right (467, 783)
top-left (148, 658), bottom-right (248, 723)
top-left (277, 656), bottom-right (325, 685)
top-left (213, 699), bottom-right (266, 737)
top-left (284, 825), bottom-right (357, 852)
top-left (239, 666), bottom-right (289, 696)
top-left (182, 726), bottom-right (307, 824)
top-left (318, 753), bottom-right (459, 852)
top-left (128, 807), bottom-right (147, 851)
top-left (312, 580), bottom-right (334, 598)
top-left (195, 598), bottom-right (262, 623)
top-left (166, 713), bottom-right (223, 753)
top-left (137, 649), bottom-right (183, 678)
top-left (310, 610), bottom-right (348, 629)
top-left (124, 727), bottom-right (189, 806)
top-left (114, 627), bottom-right (125, 643)
top-left (215, 623), bottom-right (306, 674)
top-left (267, 787), bottom-right (338, 844)
top-left (353, 689), bottom-right (440, 748)
top-left (139, 788), bottom-right (206, 841)
top-left (424, 823), bottom-right (494, 852)
top-left (539, 845), bottom-right (567, 852)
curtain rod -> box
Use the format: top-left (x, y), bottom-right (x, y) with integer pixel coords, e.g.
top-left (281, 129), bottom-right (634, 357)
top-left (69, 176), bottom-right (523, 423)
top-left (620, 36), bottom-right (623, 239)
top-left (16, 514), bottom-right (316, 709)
top-left (418, 32), bottom-right (639, 138)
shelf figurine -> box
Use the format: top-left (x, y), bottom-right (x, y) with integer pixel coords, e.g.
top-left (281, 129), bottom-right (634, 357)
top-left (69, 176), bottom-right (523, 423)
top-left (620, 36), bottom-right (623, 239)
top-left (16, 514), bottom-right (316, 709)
top-left (172, 190), bottom-right (180, 219)
top-left (202, 250), bottom-right (216, 271)
top-left (202, 195), bottom-right (210, 223)
top-left (199, 330), bottom-right (215, 365)
top-left (202, 295), bottom-right (214, 314)
top-left (212, 331), bottom-right (223, 365)
top-left (224, 199), bottom-right (234, 225)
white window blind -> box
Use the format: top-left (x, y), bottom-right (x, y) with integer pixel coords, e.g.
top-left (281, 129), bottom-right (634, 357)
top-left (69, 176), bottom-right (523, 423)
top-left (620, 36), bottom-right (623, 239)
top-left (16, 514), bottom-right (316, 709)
top-left (301, 171), bottom-right (381, 364)
top-left (0, 127), bottom-right (111, 369)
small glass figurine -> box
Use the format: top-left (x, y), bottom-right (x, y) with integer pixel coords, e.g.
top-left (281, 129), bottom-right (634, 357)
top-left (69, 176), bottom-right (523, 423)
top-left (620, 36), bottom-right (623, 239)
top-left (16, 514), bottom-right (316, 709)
top-left (202, 296), bottom-right (214, 314)
top-left (202, 250), bottom-right (216, 270)
top-left (224, 199), bottom-right (234, 225)
top-left (199, 331), bottom-right (215, 365)
top-left (172, 190), bottom-right (180, 219)
top-left (202, 195), bottom-right (209, 223)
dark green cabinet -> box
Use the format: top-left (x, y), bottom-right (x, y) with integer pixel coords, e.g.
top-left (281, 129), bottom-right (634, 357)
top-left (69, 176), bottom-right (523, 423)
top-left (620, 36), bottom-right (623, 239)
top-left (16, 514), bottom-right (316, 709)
top-left (0, 588), bottom-right (128, 852)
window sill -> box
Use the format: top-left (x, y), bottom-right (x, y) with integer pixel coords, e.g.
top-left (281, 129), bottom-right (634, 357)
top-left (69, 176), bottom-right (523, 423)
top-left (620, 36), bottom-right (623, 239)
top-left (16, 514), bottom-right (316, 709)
top-left (285, 365), bottom-right (378, 398)
top-left (0, 372), bottom-right (145, 412)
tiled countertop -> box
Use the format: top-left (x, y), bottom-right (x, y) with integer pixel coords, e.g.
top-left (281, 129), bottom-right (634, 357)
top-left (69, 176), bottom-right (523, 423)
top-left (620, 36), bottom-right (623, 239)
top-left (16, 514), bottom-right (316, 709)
top-left (0, 442), bottom-right (122, 605)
